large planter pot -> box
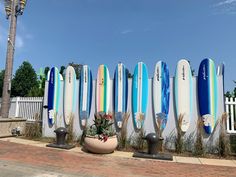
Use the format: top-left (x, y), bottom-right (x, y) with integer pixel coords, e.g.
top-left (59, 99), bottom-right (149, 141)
top-left (84, 135), bottom-right (118, 154)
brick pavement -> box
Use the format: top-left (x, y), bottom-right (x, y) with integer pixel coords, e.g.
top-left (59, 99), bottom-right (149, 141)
top-left (0, 140), bottom-right (236, 177)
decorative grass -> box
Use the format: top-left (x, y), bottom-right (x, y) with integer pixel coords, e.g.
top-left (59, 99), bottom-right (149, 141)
top-left (24, 113), bottom-right (42, 139)
top-left (175, 114), bottom-right (184, 154)
top-left (131, 128), bottom-right (147, 151)
top-left (117, 112), bottom-right (130, 150)
top-left (156, 117), bottom-right (162, 138)
top-left (193, 118), bottom-right (204, 156)
top-left (218, 112), bottom-right (230, 157)
top-left (66, 114), bottom-right (75, 144)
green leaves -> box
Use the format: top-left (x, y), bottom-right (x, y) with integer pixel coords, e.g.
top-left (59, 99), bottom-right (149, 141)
top-left (86, 113), bottom-right (115, 140)
top-left (11, 61), bottom-right (38, 97)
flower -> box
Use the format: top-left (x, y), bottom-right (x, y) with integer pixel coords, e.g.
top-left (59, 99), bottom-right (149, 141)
top-left (86, 113), bottom-right (116, 142)
top-left (104, 114), bottom-right (112, 120)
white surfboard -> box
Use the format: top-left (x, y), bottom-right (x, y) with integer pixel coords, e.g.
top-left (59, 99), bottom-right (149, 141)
top-left (174, 59), bottom-right (193, 132)
top-left (63, 66), bottom-right (77, 125)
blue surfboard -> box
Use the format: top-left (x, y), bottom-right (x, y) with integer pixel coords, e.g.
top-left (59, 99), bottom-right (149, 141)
top-left (152, 61), bottom-right (170, 131)
top-left (113, 63), bottom-right (128, 128)
top-left (198, 58), bottom-right (218, 134)
top-left (47, 67), bottom-right (61, 127)
top-left (79, 65), bottom-right (93, 127)
top-left (132, 62), bottom-right (149, 130)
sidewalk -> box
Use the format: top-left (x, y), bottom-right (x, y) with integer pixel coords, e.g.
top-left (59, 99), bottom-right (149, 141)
top-left (0, 137), bottom-right (236, 177)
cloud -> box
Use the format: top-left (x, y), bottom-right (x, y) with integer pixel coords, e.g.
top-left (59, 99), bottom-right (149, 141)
top-left (15, 35), bottom-right (24, 48)
top-left (121, 29), bottom-right (133, 35)
top-left (0, 26), bottom-right (25, 49)
top-left (214, 0), bottom-right (236, 14)
top-left (216, 0), bottom-right (236, 6)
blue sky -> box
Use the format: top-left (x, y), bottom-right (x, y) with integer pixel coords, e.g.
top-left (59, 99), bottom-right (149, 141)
top-left (0, 0), bottom-right (236, 91)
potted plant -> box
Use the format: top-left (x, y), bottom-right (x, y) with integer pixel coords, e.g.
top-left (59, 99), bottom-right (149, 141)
top-left (83, 113), bottom-right (118, 154)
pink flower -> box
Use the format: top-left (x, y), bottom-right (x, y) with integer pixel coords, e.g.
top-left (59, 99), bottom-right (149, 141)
top-left (104, 114), bottom-right (112, 120)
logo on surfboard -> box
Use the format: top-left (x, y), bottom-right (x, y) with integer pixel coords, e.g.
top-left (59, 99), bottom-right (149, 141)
top-left (156, 67), bottom-right (160, 81)
top-left (202, 64), bottom-right (207, 80)
top-left (182, 66), bottom-right (185, 80)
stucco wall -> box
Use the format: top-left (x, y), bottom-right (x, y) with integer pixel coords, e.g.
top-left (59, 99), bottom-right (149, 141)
top-left (42, 75), bottom-right (224, 148)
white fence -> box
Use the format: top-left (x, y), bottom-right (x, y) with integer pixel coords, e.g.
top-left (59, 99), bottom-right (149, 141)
top-left (0, 97), bottom-right (43, 121)
top-left (225, 97), bottom-right (236, 133)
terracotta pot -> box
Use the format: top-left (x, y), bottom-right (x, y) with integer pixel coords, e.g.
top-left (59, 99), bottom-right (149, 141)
top-left (84, 135), bottom-right (118, 154)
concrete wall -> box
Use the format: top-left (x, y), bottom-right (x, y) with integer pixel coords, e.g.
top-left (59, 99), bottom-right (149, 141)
top-left (42, 75), bottom-right (224, 149)
top-left (0, 118), bottom-right (27, 137)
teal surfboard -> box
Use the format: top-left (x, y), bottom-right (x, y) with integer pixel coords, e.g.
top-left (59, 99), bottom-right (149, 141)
top-left (132, 62), bottom-right (149, 130)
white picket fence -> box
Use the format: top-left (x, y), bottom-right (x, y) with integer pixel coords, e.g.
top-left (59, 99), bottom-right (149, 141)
top-left (0, 97), bottom-right (43, 121)
top-left (225, 97), bottom-right (236, 133)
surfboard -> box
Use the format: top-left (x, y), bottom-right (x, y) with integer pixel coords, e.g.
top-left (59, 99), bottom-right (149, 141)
top-left (132, 62), bottom-right (149, 130)
top-left (198, 58), bottom-right (218, 134)
top-left (153, 61), bottom-right (170, 131)
top-left (174, 59), bottom-right (193, 132)
top-left (63, 66), bottom-right (76, 126)
top-left (47, 67), bottom-right (61, 127)
top-left (79, 65), bottom-right (93, 127)
top-left (96, 64), bottom-right (110, 114)
top-left (217, 63), bottom-right (225, 76)
top-left (113, 63), bottom-right (128, 128)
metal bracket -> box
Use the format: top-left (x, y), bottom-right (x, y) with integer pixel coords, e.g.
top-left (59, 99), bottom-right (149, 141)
top-left (7, 36), bottom-right (15, 50)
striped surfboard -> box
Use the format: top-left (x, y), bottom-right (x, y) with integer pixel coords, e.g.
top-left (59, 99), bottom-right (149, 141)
top-left (96, 64), bottom-right (110, 114)
top-left (79, 65), bottom-right (93, 127)
top-left (47, 67), bottom-right (61, 127)
top-left (63, 66), bottom-right (77, 126)
top-left (132, 62), bottom-right (149, 130)
top-left (153, 61), bottom-right (170, 131)
top-left (113, 63), bottom-right (128, 128)
top-left (174, 59), bottom-right (193, 132)
top-left (198, 58), bottom-right (218, 134)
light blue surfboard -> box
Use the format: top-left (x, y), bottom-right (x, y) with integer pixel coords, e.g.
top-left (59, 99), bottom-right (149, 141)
top-left (47, 67), bottom-right (61, 127)
top-left (113, 63), bottom-right (128, 128)
top-left (132, 62), bottom-right (149, 130)
top-left (79, 65), bottom-right (93, 127)
top-left (198, 58), bottom-right (218, 134)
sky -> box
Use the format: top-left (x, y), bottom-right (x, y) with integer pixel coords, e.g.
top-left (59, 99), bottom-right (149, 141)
top-left (0, 0), bottom-right (236, 92)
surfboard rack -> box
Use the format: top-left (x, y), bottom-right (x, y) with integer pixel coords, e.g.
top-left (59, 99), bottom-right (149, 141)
top-left (133, 133), bottom-right (173, 161)
top-left (46, 127), bottom-right (75, 150)
top-left (43, 105), bottom-right (48, 109)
